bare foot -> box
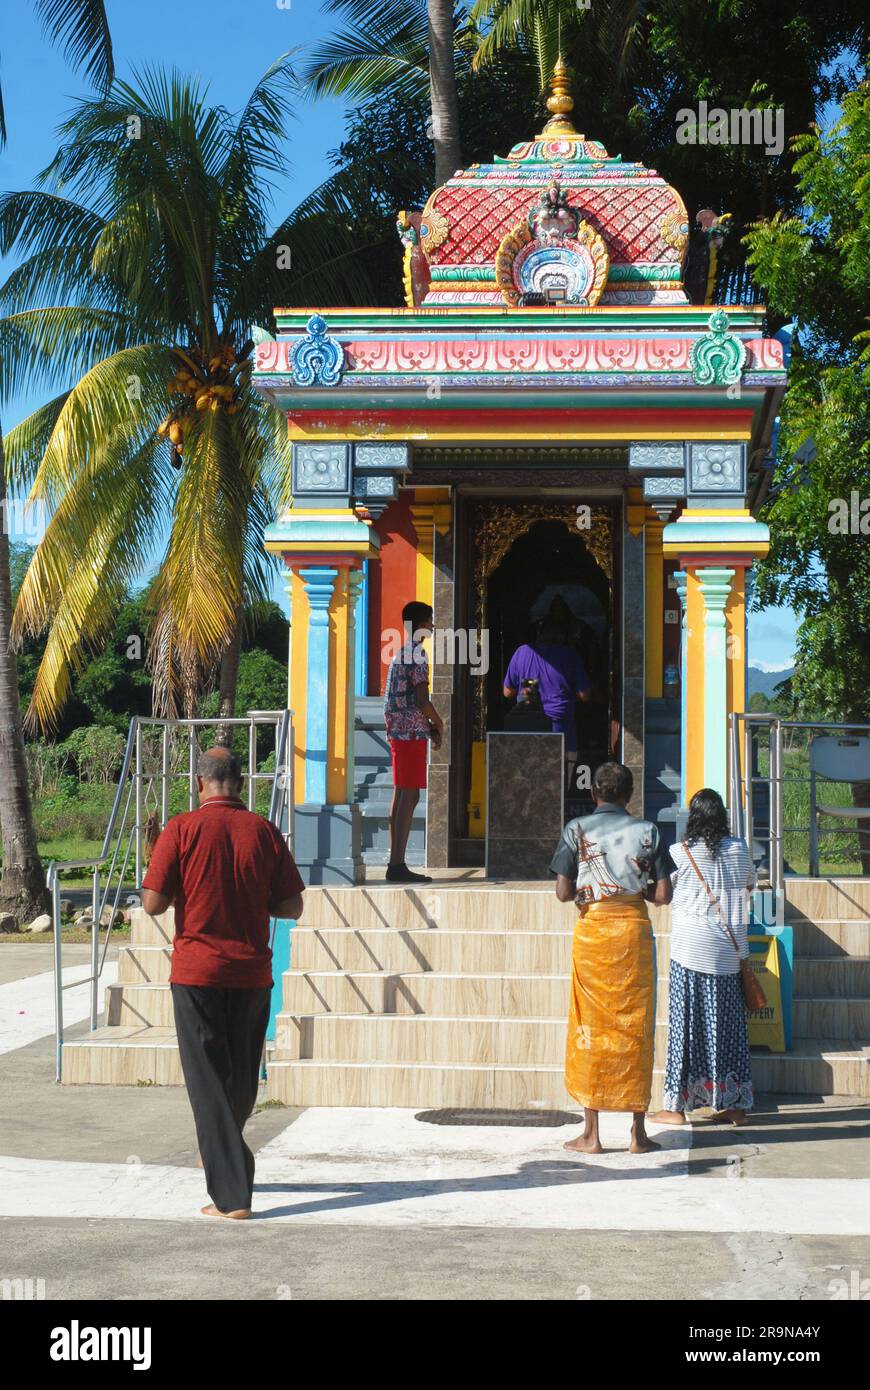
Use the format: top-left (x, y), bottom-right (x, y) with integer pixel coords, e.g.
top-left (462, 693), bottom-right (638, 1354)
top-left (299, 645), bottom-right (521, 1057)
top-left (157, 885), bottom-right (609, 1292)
top-left (195, 1151), bottom-right (204, 1169)
top-left (563, 1134), bottom-right (604, 1155)
top-left (714, 1108), bottom-right (750, 1127)
top-left (629, 1132), bottom-right (661, 1154)
top-left (200, 1204), bottom-right (251, 1220)
top-left (647, 1110), bottom-right (688, 1126)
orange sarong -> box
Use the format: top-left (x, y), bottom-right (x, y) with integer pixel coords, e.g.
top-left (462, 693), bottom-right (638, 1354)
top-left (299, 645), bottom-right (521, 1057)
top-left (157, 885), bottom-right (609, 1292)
top-left (564, 892), bottom-right (655, 1113)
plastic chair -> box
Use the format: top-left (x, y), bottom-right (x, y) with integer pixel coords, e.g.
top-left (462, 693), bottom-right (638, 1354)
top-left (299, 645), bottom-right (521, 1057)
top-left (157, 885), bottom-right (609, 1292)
top-left (808, 736), bottom-right (870, 875)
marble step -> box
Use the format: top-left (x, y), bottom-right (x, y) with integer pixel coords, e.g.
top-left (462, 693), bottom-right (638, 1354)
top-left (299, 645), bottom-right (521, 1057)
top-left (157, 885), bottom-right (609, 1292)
top-left (106, 983), bottom-right (173, 1028)
top-left (792, 998), bottom-right (870, 1041)
top-left (792, 957), bottom-right (870, 997)
top-left (61, 1026), bottom-right (183, 1086)
top-left (267, 1058), bottom-right (598, 1110)
top-left (281, 966), bottom-right (672, 1014)
top-left (750, 1041), bottom-right (870, 1098)
top-left (789, 919), bottom-right (870, 958)
top-left (290, 927), bottom-right (574, 975)
top-left (272, 1012), bottom-right (671, 1068)
top-left (117, 945), bottom-right (173, 985)
top-left (784, 880), bottom-right (870, 924)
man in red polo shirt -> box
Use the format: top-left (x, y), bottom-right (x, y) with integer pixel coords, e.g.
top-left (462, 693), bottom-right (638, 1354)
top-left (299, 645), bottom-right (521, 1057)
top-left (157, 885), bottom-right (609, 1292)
top-left (142, 746), bottom-right (304, 1220)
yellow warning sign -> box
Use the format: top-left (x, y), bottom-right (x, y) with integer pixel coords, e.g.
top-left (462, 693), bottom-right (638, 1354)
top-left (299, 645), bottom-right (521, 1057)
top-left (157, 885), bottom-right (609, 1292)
top-left (747, 935), bottom-right (785, 1052)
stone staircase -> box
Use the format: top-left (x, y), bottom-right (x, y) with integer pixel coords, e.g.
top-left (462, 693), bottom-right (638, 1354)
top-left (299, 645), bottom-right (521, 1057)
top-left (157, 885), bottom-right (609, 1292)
top-left (62, 878), bottom-right (870, 1101)
top-left (353, 696), bottom-right (425, 866)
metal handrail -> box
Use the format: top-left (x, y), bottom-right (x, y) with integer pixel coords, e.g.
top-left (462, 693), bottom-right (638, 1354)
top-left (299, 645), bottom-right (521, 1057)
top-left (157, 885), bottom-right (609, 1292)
top-left (49, 709), bottom-right (293, 1082)
top-left (729, 712), bottom-right (870, 891)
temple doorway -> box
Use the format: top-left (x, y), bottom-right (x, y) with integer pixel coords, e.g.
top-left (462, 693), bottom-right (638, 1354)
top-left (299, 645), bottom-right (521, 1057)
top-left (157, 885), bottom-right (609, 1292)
top-left (452, 497), bottom-right (620, 851)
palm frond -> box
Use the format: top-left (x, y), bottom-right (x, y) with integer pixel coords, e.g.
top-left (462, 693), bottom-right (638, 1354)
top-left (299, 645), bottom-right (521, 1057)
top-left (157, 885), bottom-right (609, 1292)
top-left (14, 433), bottom-right (168, 730)
top-left (33, 0), bottom-right (114, 91)
top-left (302, 0), bottom-right (430, 102)
top-left (2, 392), bottom-right (70, 492)
top-left (0, 306), bottom-right (134, 402)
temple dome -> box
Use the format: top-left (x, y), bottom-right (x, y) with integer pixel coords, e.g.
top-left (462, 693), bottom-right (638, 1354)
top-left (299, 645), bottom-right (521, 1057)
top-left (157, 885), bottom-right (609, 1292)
top-left (402, 59), bottom-right (689, 309)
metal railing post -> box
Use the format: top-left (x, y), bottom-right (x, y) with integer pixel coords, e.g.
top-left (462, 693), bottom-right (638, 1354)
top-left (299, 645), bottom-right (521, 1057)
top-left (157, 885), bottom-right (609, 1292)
top-left (743, 720), bottom-right (754, 862)
top-left (161, 723), bottom-right (170, 827)
top-left (772, 719), bottom-right (784, 891)
top-left (286, 719), bottom-right (294, 849)
top-left (52, 869), bottom-right (63, 1083)
top-left (248, 718), bottom-right (257, 811)
top-left (188, 724), bottom-right (197, 810)
top-left (90, 866), bottom-right (100, 1030)
top-left (135, 722), bottom-right (143, 886)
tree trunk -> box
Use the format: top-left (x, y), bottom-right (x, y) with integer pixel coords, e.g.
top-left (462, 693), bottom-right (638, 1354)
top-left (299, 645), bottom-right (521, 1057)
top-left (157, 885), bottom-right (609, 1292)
top-left (214, 607), bottom-right (243, 748)
top-left (0, 429), bottom-right (49, 925)
top-left (427, 0), bottom-right (462, 185)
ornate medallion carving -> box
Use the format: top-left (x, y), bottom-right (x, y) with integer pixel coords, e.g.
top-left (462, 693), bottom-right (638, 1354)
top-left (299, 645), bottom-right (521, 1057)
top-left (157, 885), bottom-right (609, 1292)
top-left (420, 200), bottom-right (449, 255)
top-left (291, 314), bottom-right (344, 387)
top-left (494, 182), bottom-right (610, 307)
top-left (690, 309), bottom-right (747, 386)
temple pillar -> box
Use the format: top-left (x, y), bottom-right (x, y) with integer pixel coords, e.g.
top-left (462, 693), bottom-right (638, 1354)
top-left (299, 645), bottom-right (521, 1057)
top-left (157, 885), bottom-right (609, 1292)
top-left (698, 567), bottom-right (735, 799)
top-left (663, 479), bottom-right (769, 809)
top-left (264, 442), bottom-right (379, 883)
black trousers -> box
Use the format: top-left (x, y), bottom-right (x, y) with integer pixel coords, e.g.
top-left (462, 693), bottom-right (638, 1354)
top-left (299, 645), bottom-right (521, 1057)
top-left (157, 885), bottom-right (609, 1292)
top-left (171, 983), bottom-right (271, 1213)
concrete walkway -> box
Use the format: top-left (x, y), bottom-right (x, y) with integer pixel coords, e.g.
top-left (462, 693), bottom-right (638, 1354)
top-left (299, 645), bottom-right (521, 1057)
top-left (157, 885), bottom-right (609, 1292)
top-left (2, 943), bottom-right (869, 1300)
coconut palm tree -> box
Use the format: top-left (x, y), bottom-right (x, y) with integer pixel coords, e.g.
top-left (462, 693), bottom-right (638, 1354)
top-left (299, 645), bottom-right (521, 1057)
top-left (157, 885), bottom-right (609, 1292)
top-left (0, 0), bottom-right (112, 921)
top-left (304, 0), bottom-right (463, 184)
top-left (0, 58), bottom-right (379, 735)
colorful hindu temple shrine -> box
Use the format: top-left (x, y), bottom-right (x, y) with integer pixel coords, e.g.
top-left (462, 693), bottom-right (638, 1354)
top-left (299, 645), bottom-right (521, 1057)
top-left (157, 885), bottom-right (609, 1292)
top-left (253, 62), bottom-right (788, 883)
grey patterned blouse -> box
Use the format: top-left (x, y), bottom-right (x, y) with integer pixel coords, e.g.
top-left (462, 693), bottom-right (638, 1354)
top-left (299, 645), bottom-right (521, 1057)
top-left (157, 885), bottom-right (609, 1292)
top-left (550, 803), bottom-right (669, 904)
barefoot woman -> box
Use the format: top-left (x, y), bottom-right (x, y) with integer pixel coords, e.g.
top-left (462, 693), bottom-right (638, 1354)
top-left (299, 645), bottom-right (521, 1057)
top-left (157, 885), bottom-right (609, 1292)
top-left (551, 762), bottom-right (672, 1154)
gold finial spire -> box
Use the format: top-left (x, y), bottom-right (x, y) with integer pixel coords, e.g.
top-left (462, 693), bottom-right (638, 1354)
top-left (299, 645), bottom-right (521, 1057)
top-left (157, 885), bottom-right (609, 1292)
top-left (536, 56), bottom-right (584, 141)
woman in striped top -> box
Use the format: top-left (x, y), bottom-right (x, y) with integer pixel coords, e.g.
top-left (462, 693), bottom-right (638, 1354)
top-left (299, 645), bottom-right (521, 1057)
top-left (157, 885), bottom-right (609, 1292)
top-left (650, 788), bottom-right (757, 1127)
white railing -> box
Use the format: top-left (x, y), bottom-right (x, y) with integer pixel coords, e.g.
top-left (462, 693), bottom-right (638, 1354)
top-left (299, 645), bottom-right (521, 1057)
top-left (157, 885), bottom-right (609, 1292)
top-left (49, 709), bottom-right (293, 1082)
top-left (729, 712), bottom-right (870, 891)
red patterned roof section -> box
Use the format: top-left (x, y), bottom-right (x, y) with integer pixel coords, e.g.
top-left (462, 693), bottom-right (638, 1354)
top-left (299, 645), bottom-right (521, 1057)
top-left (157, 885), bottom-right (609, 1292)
top-left (429, 180), bottom-right (682, 267)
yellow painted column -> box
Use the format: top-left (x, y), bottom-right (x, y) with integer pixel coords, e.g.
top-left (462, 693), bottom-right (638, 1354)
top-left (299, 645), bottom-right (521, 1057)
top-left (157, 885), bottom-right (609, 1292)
top-left (644, 514), bottom-right (665, 698)
top-left (288, 568), bottom-right (310, 805)
top-left (327, 567), bottom-right (352, 804)
top-left (684, 567), bottom-right (706, 802)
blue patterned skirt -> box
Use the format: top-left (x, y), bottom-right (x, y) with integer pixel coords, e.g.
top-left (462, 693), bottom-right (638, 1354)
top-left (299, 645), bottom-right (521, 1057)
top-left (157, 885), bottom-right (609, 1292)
top-left (663, 960), bottom-right (754, 1112)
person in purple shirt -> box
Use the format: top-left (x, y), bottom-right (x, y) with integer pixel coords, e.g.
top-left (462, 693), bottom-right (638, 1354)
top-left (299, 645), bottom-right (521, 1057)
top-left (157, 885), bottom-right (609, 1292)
top-left (503, 609), bottom-right (592, 788)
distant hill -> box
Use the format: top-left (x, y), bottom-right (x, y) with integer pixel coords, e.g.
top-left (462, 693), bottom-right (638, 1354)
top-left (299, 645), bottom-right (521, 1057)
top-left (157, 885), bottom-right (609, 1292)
top-left (748, 665), bottom-right (794, 700)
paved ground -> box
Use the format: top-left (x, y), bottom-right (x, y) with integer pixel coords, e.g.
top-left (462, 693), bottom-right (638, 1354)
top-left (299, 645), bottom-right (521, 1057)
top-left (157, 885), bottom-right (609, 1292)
top-left (2, 943), bottom-right (870, 1301)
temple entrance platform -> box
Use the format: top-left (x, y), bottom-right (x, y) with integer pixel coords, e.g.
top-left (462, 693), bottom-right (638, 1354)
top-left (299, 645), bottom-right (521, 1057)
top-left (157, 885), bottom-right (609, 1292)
top-left (61, 878), bottom-right (870, 1108)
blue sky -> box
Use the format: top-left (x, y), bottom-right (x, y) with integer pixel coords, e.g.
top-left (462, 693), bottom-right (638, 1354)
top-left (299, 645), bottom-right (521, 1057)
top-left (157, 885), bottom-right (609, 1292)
top-left (0, 0), bottom-right (799, 669)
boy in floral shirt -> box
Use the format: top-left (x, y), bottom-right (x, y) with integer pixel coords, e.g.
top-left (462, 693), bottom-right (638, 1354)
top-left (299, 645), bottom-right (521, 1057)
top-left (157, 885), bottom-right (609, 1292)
top-left (383, 601), bottom-right (443, 883)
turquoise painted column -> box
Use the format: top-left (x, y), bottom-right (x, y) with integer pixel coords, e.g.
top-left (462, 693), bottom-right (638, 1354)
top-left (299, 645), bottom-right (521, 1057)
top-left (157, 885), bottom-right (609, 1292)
top-left (346, 567), bottom-right (365, 804)
top-left (353, 560), bottom-right (368, 697)
top-left (699, 567), bottom-right (735, 799)
top-left (283, 568), bottom-right (293, 710)
top-left (674, 569), bottom-right (688, 806)
top-left (299, 567), bottom-right (338, 804)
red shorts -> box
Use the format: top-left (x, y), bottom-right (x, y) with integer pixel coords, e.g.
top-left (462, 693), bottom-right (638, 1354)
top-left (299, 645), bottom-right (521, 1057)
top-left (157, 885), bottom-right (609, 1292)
top-left (390, 737), bottom-right (428, 789)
